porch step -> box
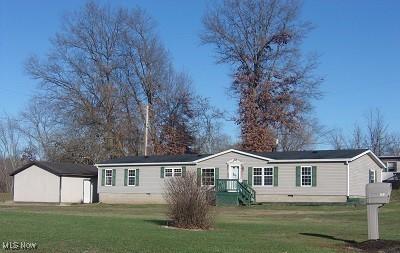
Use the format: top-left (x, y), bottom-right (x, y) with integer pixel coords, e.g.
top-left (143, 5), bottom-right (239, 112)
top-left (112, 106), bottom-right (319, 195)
top-left (215, 179), bottom-right (256, 206)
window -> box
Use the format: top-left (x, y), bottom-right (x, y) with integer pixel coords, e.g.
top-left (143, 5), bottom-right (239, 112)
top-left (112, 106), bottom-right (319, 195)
top-left (301, 166), bottom-right (312, 187)
top-left (128, 169), bottom-right (136, 186)
top-left (105, 169), bottom-right (113, 186)
top-left (165, 168), bottom-right (182, 177)
top-left (387, 162), bottom-right (397, 172)
top-left (253, 168), bottom-right (262, 186)
top-left (253, 167), bottom-right (273, 186)
top-left (202, 168), bottom-right (215, 186)
top-left (369, 170), bottom-right (376, 183)
top-left (264, 168), bottom-right (273, 186)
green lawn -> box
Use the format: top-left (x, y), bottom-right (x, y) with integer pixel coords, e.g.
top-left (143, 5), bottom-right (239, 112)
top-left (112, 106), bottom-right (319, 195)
top-left (0, 200), bottom-right (399, 252)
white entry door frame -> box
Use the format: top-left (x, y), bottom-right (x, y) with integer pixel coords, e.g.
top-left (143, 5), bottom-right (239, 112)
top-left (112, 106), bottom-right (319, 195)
top-left (227, 159), bottom-right (242, 182)
top-left (83, 179), bottom-right (92, 204)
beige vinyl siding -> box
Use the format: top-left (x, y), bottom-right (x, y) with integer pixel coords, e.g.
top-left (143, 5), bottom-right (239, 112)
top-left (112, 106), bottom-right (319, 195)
top-left (197, 151), bottom-right (348, 198)
top-left (13, 165), bottom-right (60, 203)
top-left (98, 165), bottom-right (197, 194)
top-left (197, 152), bottom-right (269, 180)
top-left (349, 154), bottom-right (382, 197)
top-left (97, 150), bottom-right (383, 204)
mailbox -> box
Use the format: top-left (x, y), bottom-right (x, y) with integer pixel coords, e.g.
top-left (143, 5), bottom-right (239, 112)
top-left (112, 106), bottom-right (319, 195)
top-left (366, 182), bottom-right (392, 240)
top-left (366, 183), bottom-right (392, 205)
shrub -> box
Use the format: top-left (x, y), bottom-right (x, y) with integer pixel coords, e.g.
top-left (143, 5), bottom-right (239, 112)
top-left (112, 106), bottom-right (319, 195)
top-left (164, 171), bottom-right (214, 229)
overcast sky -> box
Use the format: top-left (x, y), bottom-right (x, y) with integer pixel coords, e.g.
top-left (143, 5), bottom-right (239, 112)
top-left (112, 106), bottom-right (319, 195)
top-left (1, 0), bottom-right (399, 146)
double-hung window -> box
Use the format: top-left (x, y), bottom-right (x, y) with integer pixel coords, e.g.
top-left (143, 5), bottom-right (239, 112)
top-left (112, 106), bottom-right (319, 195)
top-left (253, 167), bottom-right (273, 186)
top-left (387, 162), bottom-right (397, 172)
top-left (369, 170), bottom-right (376, 183)
top-left (202, 168), bottom-right (215, 186)
top-left (301, 166), bottom-right (312, 187)
top-left (165, 168), bottom-right (182, 177)
top-left (105, 169), bottom-right (113, 186)
top-left (128, 169), bottom-right (136, 186)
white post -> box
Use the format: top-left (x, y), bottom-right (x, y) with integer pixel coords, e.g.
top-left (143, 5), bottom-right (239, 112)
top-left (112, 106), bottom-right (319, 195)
top-left (367, 204), bottom-right (380, 240)
top-left (144, 104), bottom-right (149, 156)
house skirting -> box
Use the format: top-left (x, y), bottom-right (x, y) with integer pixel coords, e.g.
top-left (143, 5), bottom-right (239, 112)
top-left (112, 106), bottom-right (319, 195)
top-left (99, 193), bottom-right (166, 204)
top-left (99, 192), bottom-right (348, 204)
top-left (256, 194), bottom-right (347, 203)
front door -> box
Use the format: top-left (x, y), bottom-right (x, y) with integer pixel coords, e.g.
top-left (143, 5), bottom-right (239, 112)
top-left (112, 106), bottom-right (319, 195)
top-left (83, 180), bottom-right (91, 204)
top-left (229, 165), bottom-right (240, 180)
top-left (228, 165), bottom-right (240, 191)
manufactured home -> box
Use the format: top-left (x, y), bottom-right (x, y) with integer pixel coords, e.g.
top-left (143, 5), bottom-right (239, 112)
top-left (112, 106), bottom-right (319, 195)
top-left (95, 149), bottom-right (385, 205)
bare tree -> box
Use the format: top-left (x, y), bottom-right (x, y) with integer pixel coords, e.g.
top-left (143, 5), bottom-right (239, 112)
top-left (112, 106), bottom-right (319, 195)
top-left (277, 118), bottom-right (322, 151)
top-left (201, 0), bottom-right (321, 152)
top-left (191, 98), bottom-right (234, 154)
top-left (25, 2), bottom-right (213, 161)
top-left (0, 116), bottom-right (23, 192)
top-left (348, 124), bottom-right (365, 149)
top-left (326, 128), bottom-right (347, 150)
top-left (365, 109), bottom-right (388, 156)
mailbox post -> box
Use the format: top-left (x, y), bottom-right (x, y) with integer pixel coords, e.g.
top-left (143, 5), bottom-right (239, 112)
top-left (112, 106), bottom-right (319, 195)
top-left (365, 183), bottom-right (392, 240)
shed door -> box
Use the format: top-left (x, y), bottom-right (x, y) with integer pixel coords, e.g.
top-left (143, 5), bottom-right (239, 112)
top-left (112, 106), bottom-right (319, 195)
top-left (83, 180), bottom-right (91, 204)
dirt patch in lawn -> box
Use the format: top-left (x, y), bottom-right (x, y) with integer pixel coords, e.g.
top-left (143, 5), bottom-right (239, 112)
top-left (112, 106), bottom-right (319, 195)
top-left (347, 240), bottom-right (400, 253)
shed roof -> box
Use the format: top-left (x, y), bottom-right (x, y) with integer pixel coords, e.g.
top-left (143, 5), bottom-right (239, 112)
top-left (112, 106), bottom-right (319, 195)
top-left (10, 161), bottom-right (97, 177)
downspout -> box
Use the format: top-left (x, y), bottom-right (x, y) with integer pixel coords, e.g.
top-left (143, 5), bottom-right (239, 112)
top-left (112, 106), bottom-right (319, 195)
top-left (59, 177), bottom-right (62, 204)
top-left (346, 161), bottom-right (350, 198)
top-left (12, 176), bottom-right (14, 202)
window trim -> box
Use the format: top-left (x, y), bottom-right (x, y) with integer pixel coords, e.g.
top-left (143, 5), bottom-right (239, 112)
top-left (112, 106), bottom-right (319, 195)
top-left (164, 167), bottom-right (183, 178)
top-left (127, 169), bottom-right (136, 186)
top-left (369, 169), bottom-right (376, 183)
top-left (253, 167), bottom-right (274, 187)
top-left (201, 167), bottom-right (215, 186)
top-left (386, 162), bottom-right (397, 172)
top-left (105, 169), bottom-right (113, 187)
top-left (301, 166), bottom-right (313, 187)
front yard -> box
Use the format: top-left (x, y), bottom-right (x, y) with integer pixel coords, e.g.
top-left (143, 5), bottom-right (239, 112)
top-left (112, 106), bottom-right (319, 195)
top-left (0, 199), bottom-right (399, 252)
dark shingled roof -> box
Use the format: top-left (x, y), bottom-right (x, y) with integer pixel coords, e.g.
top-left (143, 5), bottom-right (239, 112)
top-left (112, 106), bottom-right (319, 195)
top-left (10, 161), bottom-right (97, 177)
top-left (98, 149), bottom-right (369, 165)
top-left (250, 149), bottom-right (368, 160)
top-left (99, 153), bottom-right (211, 165)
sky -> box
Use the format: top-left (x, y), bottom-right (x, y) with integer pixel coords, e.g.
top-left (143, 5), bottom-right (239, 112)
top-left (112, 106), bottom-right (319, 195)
top-left (1, 0), bottom-right (399, 148)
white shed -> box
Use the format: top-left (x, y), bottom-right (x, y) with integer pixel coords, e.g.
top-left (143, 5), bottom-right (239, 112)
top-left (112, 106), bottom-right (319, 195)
top-left (10, 162), bottom-right (98, 203)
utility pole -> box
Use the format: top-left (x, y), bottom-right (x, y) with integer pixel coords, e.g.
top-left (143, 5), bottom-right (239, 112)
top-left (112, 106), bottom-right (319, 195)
top-left (144, 104), bottom-right (149, 156)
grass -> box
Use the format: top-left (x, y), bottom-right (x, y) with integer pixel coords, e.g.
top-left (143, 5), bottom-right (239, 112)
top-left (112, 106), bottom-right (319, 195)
top-left (0, 198), bottom-right (399, 252)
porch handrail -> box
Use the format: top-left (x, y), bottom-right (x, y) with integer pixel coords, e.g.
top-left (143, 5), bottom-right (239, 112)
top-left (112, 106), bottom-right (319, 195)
top-left (216, 179), bottom-right (256, 205)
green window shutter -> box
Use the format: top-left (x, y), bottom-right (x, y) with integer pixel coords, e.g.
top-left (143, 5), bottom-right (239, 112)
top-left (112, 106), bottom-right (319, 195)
top-left (215, 168), bottom-right (219, 179)
top-left (160, 167), bottom-right (164, 178)
top-left (136, 169), bottom-right (140, 186)
top-left (248, 167), bottom-right (253, 186)
top-left (112, 169), bottom-right (116, 186)
top-left (197, 168), bottom-right (201, 186)
top-left (296, 166), bottom-right (301, 187)
top-left (124, 169), bottom-right (128, 186)
top-left (182, 166), bottom-right (186, 177)
top-left (312, 166), bottom-right (317, 187)
top-left (273, 167), bottom-right (279, 186)
top-left (101, 169), bottom-right (105, 186)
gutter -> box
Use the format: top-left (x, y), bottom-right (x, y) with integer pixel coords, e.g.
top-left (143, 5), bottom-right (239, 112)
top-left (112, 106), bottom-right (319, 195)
top-left (95, 162), bottom-right (197, 167)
